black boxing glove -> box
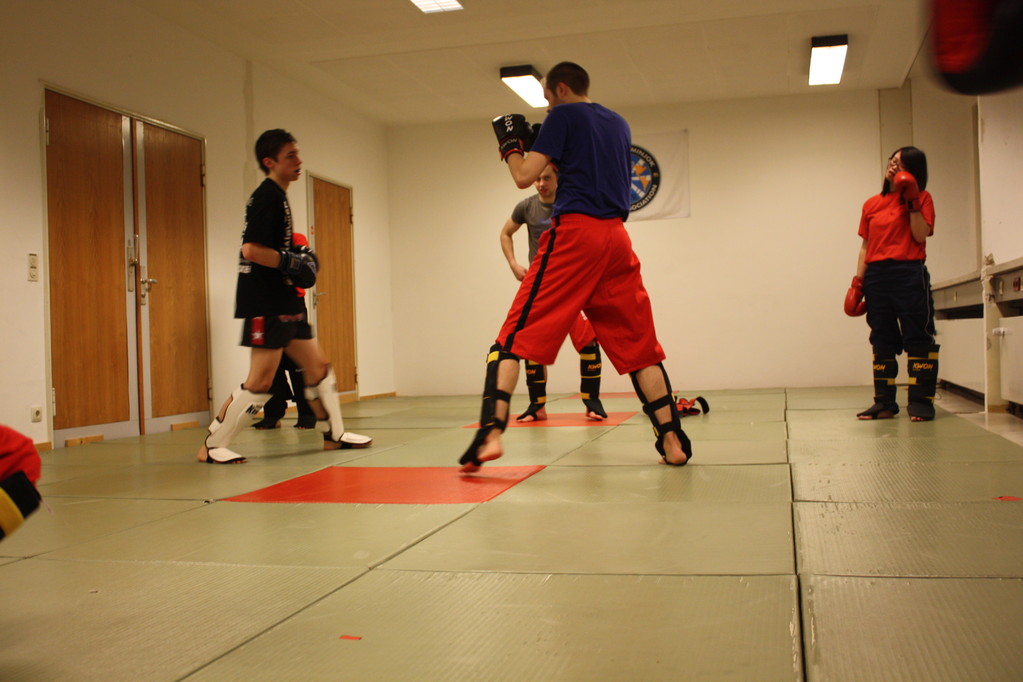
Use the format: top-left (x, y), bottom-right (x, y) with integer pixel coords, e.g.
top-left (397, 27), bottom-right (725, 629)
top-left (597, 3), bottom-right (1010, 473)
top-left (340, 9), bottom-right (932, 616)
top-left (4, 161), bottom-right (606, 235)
top-left (492, 114), bottom-right (534, 161)
top-left (278, 247), bottom-right (317, 288)
top-left (524, 122), bottom-right (542, 152)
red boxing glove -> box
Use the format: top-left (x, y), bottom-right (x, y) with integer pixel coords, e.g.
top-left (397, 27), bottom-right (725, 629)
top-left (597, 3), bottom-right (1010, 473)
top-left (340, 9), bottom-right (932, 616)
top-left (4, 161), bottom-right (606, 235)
top-left (0, 425), bottom-right (41, 484)
top-left (844, 276), bottom-right (867, 317)
top-left (893, 171), bottom-right (921, 212)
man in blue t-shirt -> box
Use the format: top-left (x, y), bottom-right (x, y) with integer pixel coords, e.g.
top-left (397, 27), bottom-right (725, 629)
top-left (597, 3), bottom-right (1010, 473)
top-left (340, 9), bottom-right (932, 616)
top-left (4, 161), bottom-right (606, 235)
top-left (460, 62), bottom-right (692, 472)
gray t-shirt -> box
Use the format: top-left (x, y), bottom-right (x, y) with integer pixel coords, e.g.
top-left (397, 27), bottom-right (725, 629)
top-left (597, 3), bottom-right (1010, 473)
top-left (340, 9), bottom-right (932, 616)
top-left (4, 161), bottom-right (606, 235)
top-left (510, 194), bottom-right (555, 263)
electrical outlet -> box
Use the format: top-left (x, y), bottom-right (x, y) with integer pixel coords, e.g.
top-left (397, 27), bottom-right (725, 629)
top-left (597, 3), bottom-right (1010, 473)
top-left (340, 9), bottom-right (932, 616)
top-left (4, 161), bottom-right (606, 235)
top-left (28, 253), bottom-right (39, 282)
top-left (30, 406), bottom-right (42, 422)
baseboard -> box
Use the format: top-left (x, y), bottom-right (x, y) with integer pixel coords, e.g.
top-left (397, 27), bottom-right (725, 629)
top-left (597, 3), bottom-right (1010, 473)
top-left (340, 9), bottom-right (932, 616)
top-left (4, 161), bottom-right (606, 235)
top-left (939, 379), bottom-right (984, 406)
top-left (65, 434), bottom-right (104, 447)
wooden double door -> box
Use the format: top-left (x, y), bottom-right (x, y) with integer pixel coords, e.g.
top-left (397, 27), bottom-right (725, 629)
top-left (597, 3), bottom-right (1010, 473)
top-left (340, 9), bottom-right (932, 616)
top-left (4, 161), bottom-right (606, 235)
top-left (45, 90), bottom-right (210, 443)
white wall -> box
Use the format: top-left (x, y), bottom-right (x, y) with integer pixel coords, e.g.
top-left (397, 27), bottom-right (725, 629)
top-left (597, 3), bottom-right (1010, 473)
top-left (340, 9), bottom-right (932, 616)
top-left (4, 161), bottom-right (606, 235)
top-left (977, 87), bottom-right (1023, 264)
top-left (0, 0), bottom-right (394, 443)
top-left (389, 90), bottom-right (885, 396)
top-left (4, 1), bottom-right (1020, 442)
top-left (910, 75), bottom-right (982, 279)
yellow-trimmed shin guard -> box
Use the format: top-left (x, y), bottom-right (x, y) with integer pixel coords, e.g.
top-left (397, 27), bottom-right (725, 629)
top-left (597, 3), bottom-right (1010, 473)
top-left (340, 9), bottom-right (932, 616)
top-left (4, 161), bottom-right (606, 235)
top-left (907, 345), bottom-right (940, 421)
top-left (517, 360), bottom-right (547, 420)
top-left (579, 342), bottom-right (607, 418)
top-left (857, 351), bottom-right (899, 419)
top-left (0, 471), bottom-right (41, 541)
top-left (461, 344), bottom-right (517, 469)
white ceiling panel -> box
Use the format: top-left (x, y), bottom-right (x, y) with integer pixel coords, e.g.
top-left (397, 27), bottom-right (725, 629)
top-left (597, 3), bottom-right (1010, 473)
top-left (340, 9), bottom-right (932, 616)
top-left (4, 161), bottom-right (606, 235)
top-left (127, 0), bottom-right (929, 125)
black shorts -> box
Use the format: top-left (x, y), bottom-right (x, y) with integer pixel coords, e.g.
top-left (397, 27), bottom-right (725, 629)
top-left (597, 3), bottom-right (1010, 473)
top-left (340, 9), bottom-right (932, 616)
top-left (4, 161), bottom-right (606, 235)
top-left (240, 313), bottom-right (313, 349)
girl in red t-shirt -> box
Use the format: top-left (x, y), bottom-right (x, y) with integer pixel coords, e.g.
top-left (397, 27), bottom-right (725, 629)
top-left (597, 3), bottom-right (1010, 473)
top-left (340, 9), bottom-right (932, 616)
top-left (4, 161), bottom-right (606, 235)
top-left (846, 146), bottom-right (939, 421)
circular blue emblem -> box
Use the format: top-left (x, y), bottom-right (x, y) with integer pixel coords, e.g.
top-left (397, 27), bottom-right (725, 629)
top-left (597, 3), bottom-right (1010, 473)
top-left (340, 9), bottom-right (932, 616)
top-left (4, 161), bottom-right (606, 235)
top-left (630, 145), bottom-right (660, 211)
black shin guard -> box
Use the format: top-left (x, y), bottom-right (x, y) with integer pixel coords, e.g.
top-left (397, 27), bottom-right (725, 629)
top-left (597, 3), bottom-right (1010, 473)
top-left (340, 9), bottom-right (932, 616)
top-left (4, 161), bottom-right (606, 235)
top-left (579, 343), bottom-right (607, 418)
top-left (460, 344), bottom-right (518, 467)
top-left (907, 345), bottom-right (940, 420)
top-left (858, 350), bottom-right (899, 418)
top-left (629, 364), bottom-right (692, 465)
top-left (517, 360), bottom-right (547, 420)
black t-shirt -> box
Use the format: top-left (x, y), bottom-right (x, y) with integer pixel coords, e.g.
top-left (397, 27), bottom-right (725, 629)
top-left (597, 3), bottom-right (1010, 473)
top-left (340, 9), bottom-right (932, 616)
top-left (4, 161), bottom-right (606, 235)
top-left (234, 178), bottom-right (304, 318)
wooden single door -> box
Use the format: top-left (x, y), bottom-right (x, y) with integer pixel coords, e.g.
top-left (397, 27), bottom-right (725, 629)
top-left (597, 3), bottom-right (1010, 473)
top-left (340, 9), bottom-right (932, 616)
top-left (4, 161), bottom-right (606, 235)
top-left (310, 177), bottom-right (358, 395)
top-left (45, 91), bottom-right (135, 434)
top-left (136, 121), bottom-right (211, 427)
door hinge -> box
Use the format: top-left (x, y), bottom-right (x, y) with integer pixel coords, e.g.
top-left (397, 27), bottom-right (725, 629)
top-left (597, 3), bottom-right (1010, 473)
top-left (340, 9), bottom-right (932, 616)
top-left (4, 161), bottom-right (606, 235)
top-left (51, 387), bottom-right (57, 417)
top-left (44, 116), bottom-right (50, 146)
top-left (200, 163), bottom-right (206, 187)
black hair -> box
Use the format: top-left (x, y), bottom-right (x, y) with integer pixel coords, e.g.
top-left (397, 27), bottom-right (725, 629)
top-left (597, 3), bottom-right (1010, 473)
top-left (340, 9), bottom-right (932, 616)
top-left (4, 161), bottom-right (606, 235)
top-left (881, 146), bottom-right (928, 194)
top-left (544, 62), bottom-right (589, 96)
top-left (255, 129), bottom-right (296, 175)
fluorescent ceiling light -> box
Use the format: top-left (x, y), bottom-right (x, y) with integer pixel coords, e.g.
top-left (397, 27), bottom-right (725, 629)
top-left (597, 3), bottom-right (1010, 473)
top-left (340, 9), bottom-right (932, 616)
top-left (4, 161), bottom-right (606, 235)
top-left (500, 65), bottom-right (547, 108)
top-left (808, 34), bottom-right (848, 86)
top-left (410, 0), bottom-right (463, 13)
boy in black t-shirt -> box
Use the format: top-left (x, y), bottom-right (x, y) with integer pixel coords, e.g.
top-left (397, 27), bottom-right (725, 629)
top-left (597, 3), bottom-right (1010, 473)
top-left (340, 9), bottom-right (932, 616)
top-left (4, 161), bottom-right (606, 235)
top-left (198, 129), bottom-right (371, 464)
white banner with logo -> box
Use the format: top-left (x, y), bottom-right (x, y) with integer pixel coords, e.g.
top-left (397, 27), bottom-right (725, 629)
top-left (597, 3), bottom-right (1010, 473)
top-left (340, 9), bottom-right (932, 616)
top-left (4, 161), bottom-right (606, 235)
top-left (628, 130), bottom-right (690, 221)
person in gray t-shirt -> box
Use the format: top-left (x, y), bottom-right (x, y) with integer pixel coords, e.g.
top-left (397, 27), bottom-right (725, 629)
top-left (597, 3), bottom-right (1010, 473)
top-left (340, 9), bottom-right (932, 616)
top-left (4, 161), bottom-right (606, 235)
top-left (499, 164), bottom-right (608, 422)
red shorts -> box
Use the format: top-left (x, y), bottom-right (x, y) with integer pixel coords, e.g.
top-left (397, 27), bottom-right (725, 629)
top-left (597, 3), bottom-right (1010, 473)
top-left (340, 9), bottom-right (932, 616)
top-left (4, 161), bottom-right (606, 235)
top-left (496, 214), bottom-right (664, 374)
top-left (568, 312), bottom-right (597, 353)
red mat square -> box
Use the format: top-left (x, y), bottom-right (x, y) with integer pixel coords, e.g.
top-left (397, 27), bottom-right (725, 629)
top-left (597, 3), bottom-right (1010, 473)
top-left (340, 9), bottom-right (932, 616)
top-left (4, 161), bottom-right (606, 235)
top-left (465, 411), bottom-right (636, 429)
top-left (225, 466), bottom-right (544, 505)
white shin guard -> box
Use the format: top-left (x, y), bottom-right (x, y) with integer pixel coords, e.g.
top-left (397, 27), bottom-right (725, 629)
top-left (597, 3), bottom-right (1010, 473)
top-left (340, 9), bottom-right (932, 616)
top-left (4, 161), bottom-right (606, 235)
top-left (305, 367), bottom-right (372, 449)
top-left (203, 387), bottom-right (271, 462)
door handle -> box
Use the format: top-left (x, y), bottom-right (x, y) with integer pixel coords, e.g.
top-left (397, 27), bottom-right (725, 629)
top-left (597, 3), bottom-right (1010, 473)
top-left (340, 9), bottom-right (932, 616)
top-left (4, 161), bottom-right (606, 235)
top-left (140, 276), bottom-right (158, 305)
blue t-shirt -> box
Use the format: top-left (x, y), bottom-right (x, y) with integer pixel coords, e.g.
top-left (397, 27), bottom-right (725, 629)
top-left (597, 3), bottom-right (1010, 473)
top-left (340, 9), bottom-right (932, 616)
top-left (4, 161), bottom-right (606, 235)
top-left (530, 102), bottom-right (631, 219)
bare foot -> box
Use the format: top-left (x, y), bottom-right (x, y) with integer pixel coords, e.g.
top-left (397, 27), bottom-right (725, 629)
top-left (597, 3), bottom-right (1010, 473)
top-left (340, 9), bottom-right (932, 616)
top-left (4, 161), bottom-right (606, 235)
top-left (585, 410), bottom-right (606, 421)
top-left (658, 431), bottom-right (689, 466)
top-left (459, 431), bottom-right (504, 473)
top-left (516, 407), bottom-right (547, 422)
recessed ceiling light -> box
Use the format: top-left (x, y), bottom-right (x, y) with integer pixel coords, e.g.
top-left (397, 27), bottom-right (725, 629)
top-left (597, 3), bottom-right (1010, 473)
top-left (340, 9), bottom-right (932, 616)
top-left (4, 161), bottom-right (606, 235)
top-left (410, 0), bottom-right (463, 13)
top-left (809, 34), bottom-right (848, 86)
top-left (500, 65), bottom-right (547, 108)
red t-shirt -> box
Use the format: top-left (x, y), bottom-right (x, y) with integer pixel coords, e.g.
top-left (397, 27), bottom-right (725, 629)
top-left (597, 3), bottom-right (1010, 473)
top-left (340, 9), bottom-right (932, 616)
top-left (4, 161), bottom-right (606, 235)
top-left (858, 191), bottom-right (935, 262)
top-left (0, 425), bottom-right (41, 484)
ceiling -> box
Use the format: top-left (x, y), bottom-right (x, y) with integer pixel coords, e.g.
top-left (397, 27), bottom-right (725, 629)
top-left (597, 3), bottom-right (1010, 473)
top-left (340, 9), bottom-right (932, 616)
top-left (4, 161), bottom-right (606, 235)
top-left (128, 0), bottom-right (930, 127)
